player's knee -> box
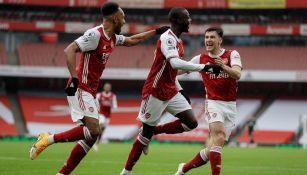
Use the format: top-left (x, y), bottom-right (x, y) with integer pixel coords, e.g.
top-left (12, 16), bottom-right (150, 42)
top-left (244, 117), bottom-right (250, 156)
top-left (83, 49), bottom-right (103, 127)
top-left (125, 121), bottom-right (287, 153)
top-left (186, 119), bottom-right (198, 130)
top-left (214, 131), bottom-right (226, 146)
top-left (191, 119), bottom-right (198, 129)
top-left (99, 123), bottom-right (106, 131)
top-left (88, 127), bottom-right (101, 139)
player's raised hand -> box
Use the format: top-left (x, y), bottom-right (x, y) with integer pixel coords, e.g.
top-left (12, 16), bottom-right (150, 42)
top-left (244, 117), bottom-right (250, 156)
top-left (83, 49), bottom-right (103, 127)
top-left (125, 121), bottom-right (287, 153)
top-left (155, 26), bottom-right (170, 35)
top-left (203, 64), bottom-right (222, 76)
top-left (65, 77), bottom-right (79, 96)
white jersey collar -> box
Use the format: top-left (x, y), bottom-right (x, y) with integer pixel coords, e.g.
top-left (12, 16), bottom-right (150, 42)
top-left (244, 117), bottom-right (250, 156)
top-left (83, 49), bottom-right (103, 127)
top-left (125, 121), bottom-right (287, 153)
top-left (102, 91), bottom-right (112, 97)
top-left (209, 48), bottom-right (225, 58)
top-left (168, 29), bottom-right (181, 42)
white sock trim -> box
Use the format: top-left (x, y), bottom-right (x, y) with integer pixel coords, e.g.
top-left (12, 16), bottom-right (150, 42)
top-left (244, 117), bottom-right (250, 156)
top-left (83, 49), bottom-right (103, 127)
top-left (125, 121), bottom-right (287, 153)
top-left (78, 140), bottom-right (91, 153)
top-left (210, 146), bottom-right (222, 154)
top-left (137, 133), bottom-right (150, 146)
top-left (83, 127), bottom-right (93, 141)
top-left (181, 123), bottom-right (192, 131)
top-left (200, 149), bottom-right (208, 161)
top-left (48, 135), bottom-right (55, 145)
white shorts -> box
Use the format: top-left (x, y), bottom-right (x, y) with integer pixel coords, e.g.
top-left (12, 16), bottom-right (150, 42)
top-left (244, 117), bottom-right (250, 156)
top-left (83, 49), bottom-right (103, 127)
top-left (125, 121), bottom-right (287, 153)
top-left (99, 114), bottom-right (110, 126)
top-left (205, 99), bottom-right (236, 141)
top-left (137, 92), bottom-right (192, 126)
top-left (67, 88), bottom-right (99, 123)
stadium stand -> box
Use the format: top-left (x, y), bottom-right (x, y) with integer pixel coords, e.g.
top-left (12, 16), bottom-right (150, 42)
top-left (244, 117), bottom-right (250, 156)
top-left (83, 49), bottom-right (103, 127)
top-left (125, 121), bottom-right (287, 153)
top-left (16, 43), bottom-right (307, 70)
top-left (18, 95), bottom-right (140, 140)
top-left (0, 95), bottom-right (18, 136)
top-left (236, 98), bottom-right (262, 126)
top-left (17, 42), bottom-right (154, 68)
top-left (196, 46), bottom-right (307, 70)
top-left (155, 98), bottom-right (262, 142)
top-left (1, 5), bottom-right (307, 24)
top-left (17, 43), bottom-right (67, 66)
top-left (0, 44), bottom-right (8, 65)
top-left (238, 98), bottom-right (307, 144)
top-left (108, 45), bottom-right (155, 68)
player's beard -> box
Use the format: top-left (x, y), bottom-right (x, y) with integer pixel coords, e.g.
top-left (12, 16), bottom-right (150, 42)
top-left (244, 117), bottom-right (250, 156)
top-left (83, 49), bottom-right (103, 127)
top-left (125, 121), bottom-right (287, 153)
top-left (115, 27), bottom-right (121, 35)
top-left (181, 24), bottom-right (189, 33)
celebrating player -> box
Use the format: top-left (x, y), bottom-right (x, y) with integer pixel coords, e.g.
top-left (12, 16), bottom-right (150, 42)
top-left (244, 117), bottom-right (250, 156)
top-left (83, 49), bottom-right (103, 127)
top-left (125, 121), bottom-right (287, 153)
top-left (175, 27), bottom-right (242, 175)
top-left (120, 8), bottom-right (221, 175)
top-left (29, 2), bottom-right (169, 175)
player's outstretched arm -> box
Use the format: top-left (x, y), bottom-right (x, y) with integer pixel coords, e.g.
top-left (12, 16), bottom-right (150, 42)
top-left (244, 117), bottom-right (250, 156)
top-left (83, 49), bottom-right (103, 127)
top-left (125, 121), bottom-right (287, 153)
top-left (169, 57), bottom-right (205, 72)
top-left (122, 26), bottom-right (169, 47)
top-left (64, 42), bottom-right (80, 78)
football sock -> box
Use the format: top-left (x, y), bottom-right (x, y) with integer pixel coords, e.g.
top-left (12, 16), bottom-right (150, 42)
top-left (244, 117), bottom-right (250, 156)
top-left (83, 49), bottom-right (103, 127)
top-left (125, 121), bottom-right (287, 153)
top-left (53, 126), bottom-right (93, 143)
top-left (154, 119), bottom-right (189, 134)
top-left (209, 146), bottom-right (222, 175)
top-left (182, 149), bottom-right (208, 173)
top-left (59, 140), bottom-right (93, 175)
top-left (124, 133), bottom-right (150, 171)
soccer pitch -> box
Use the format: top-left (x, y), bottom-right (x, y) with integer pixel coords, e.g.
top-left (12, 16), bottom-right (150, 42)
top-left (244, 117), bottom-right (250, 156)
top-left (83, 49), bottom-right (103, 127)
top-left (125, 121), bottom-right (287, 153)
top-left (0, 141), bottom-right (306, 175)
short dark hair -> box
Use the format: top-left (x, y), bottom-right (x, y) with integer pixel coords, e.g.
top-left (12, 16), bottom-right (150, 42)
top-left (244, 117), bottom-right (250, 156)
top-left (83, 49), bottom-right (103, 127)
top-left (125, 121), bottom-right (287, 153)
top-left (168, 7), bottom-right (186, 23)
top-left (205, 27), bottom-right (223, 37)
top-left (101, 2), bottom-right (119, 16)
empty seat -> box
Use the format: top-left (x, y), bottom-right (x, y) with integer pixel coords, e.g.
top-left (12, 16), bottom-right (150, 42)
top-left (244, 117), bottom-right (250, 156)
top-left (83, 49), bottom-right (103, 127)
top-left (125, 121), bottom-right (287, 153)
top-left (195, 46), bottom-right (307, 70)
top-left (0, 95), bottom-right (18, 136)
top-left (0, 43), bottom-right (8, 65)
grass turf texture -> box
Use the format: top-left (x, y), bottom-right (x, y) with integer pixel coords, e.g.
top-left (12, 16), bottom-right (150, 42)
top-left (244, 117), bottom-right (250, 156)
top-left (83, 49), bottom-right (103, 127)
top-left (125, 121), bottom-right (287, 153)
top-left (0, 141), bottom-right (306, 175)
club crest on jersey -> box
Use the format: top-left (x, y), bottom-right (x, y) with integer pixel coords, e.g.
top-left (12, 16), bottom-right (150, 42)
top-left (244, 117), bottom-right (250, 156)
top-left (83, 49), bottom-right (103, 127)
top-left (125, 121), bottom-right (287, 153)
top-left (208, 112), bottom-right (217, 120)
top-left (89, 107), bottom-right (94, 113)
top-left (88, 31), bottom-right (95, 37)
top-left (144, 113), bottom-right (151, 119)
top-left (166, 38), bottom-right (175, 46)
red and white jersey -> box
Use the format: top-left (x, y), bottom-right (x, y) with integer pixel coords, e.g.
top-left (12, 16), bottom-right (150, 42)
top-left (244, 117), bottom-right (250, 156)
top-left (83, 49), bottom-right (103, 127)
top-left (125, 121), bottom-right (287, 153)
top-left (190, 49), bottom-right (242, 101)
top-left (71, 25), bottom-right (125, 97)
top-left (96, 91), bottom-right (117, 118)
top-left (142, 29), bottom-right (184, 101)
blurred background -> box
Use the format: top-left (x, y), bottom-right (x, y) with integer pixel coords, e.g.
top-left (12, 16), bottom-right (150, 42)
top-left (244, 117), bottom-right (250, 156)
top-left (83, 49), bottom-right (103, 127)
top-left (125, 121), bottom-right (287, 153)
top-left (1, 0), bottom-right (307, 148)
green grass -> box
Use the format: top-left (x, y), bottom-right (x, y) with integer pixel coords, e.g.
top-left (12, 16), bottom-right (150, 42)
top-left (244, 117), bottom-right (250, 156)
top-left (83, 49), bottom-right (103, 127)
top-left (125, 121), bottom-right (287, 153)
top-left (0, 141), bottom-right (307, 175)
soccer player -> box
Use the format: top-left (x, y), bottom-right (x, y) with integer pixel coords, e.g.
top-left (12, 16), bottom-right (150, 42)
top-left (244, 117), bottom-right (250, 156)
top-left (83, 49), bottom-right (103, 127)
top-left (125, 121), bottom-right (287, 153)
top-left (174, 27), bottom-right (242, 175)
top-left (120, 8), bottom-right (221, 175)
top-left (93, 82), bottom-right (117, 150)
top-left (29, 2), bottom-right (169, 175)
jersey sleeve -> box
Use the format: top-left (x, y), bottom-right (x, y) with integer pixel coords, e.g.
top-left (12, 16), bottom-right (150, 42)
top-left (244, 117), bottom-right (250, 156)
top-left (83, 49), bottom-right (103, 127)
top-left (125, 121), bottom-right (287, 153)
top-left (160, 35), bottom-right (179, 60)
top-left (75, 28), bottom-right (100, 52)
top-left (115, 34), bottom-right (125, 46)
top-left (230, 50), bottom-right (242, 68)
top-left (189, 55), bottom-right (201, 64)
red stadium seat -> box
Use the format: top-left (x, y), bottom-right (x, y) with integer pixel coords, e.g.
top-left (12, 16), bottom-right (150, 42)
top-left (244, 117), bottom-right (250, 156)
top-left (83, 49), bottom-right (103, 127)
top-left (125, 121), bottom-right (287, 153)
top-left (0, 44), bottom-right (8, 65)
top-left (108, 45), bottom-right (155, 68)
top-left (18, 95), bottom-right (141, 137)
top-left (0, 96), bottom-right (18, 136)
top-left (238, 130), bottom-right (295, 144)
top-left (196, 46), bottom-right (307, 70)
top-left (17, 43), bottom-right (79, 66)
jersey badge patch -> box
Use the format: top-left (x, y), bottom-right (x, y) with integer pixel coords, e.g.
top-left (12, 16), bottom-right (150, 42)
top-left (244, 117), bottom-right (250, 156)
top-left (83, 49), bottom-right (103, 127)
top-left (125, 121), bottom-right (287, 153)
top-left (89, 107), bottom-right (94, 113)
top-left (166, 38), bottom-right (175, 46)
